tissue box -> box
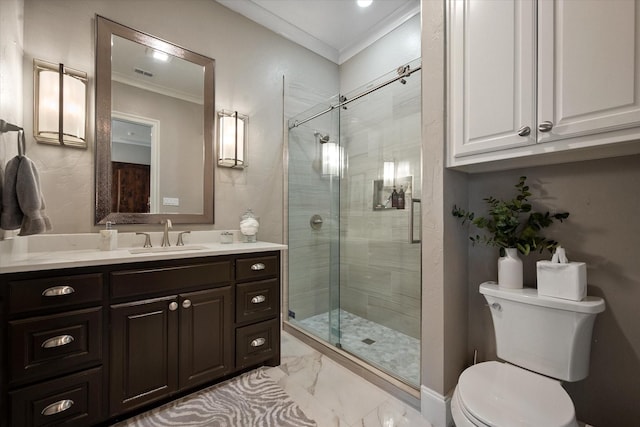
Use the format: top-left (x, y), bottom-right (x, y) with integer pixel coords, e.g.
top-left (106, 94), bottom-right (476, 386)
top-left (536, 261), bottom-right (587, 301)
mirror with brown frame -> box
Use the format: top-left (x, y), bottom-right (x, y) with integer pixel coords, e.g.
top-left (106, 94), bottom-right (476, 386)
top-left (95, 15), bottom-right (214, 224)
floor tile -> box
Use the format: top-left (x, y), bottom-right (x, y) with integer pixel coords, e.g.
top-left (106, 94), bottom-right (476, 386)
top-left (276, 330), bottom-right (432, 427)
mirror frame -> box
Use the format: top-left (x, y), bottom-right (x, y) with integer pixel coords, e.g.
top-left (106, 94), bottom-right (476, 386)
top-left (95, 15), bottom-right (215, 225)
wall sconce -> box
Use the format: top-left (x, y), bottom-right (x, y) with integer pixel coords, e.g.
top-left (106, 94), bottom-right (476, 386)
top-left (33, 59), bottom-right (87, 148)
top-left (217, 110), bottom-right (248, 169)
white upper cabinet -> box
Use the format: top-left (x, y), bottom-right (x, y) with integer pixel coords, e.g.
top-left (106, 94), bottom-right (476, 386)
top-left (448, 0), bottom-right (536, 157)
top-left (448, 0), bottom-right (640, 170)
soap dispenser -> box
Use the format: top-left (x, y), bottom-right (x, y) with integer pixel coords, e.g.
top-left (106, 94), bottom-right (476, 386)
top-left (100, 221), bottom-right (118, 251)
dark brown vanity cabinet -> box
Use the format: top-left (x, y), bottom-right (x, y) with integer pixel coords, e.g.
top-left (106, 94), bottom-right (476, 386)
top-left (0, 251), bottom-right (281, 427)
top-left (3, 272), bottom-right (105, 427)
top-left (109, 287), bottom-right (232, 415)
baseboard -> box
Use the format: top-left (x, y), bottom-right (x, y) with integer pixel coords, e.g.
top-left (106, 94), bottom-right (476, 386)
top-left (421, 385), bottom-right (453, 427)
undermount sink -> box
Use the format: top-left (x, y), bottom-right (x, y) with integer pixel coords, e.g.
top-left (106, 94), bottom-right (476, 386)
top-left (129, 245), bottom-right (207, 254)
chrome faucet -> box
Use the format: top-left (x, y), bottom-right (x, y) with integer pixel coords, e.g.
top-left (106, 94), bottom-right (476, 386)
top-left (161, 219), bottom-right (172, 247)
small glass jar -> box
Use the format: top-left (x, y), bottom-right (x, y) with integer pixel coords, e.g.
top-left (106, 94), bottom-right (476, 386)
top-left (239, 209), bottom-right (259, 243)
top-left (220, 231), bottom-right (233, 244)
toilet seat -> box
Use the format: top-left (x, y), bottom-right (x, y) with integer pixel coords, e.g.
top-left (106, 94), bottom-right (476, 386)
top-left (456, 361), bottom-right (578, 427)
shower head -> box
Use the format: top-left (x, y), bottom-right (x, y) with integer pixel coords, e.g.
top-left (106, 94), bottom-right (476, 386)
top-left (314, 131), bottom-right (330, 144)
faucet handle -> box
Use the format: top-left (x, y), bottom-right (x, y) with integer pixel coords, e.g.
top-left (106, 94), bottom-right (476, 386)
top-left (176, 231), bottom-right (191, 246)
top-left (136, 232), bottom-right (152, 248)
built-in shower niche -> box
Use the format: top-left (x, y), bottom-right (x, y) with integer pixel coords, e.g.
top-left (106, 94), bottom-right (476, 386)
top-left (372, 176), bottom-right (412, 211)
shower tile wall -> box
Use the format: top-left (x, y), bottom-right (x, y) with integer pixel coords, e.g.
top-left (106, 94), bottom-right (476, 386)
top-left (340, 81), bottom-right (422, 339)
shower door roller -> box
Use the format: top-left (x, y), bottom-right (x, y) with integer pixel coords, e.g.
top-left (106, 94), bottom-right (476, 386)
top-left (310, 214), bottom-right (323, 230)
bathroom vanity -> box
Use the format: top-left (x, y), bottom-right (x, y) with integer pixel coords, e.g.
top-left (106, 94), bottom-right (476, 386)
top-left (0, 239), bottom-right (284, 426)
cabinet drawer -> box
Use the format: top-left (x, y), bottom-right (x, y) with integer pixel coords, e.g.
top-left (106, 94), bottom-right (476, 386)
top-left (10, 366), bottom-right (103, 427)
top-left (235, 318), bottom-right (280, 369)
top-left (236, 255), bottom-right (278, 281)
top-left (111, 261), bottom-right (232, 299)
top-left (9, 273), bottom-right (103, 315)
top-left (9, 307), bottom-right (102, 383)
top-left (236, 279), bottom-right (279, 324)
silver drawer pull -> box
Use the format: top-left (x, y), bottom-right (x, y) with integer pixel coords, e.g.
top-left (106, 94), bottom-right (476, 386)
top-left (250, 263), bottom-right (266, 271)
top-left (41, 399), bottom-right (74, 416)
top-left (42, 334), bottom-right (74, 349)
top-left (251, 295), bottom-right (266, 304)
top-left (42, 285), bottom-right (75, 297)
top-left (250, 337), bottom-right (266, 347)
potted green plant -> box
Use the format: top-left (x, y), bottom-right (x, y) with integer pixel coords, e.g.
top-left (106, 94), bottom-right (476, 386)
top-left (452, 176), bottom-right (569, 288)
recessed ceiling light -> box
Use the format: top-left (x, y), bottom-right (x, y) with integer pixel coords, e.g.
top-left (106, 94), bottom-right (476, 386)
top-left (152, 50), bottom-right (169, 62)
top-left (357, 0), bottom-right (373, 8)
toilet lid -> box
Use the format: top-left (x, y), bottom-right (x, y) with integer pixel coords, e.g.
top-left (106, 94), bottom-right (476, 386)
top-left (457, 361), bottom-right (576, 427)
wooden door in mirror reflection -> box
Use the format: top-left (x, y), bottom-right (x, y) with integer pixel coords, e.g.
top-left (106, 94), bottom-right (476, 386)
top-left (111, 162), bottom-right (150, 213)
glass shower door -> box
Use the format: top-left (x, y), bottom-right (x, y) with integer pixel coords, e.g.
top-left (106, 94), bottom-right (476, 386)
top-left (287, 105), bottom-right (342, 347)
top-left (337, 62), bottom-right (422, 385)
top-left (287, 60), bottom-right (422, 387)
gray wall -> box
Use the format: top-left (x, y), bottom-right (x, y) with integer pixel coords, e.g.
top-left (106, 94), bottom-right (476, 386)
top-left (466, 155), bottom-right (640, 426)
top-left (17, 0), bottom-right (339, 241)
top-left (0, 0), bottom-right (24, 181)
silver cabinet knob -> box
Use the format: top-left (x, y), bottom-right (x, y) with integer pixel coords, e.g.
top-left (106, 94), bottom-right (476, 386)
top-left (41, 399), bottom-right (74, 416)
top-left (538, 121), bottom-right (554, 132)
top-left (251, 263), bottom-right (266, 271)
top-left (517, 125), bottom-right (531, 136)
top-left (182, 299), bottom-right (192, 309)
top-left (169, 302), bottom-right (178, 311)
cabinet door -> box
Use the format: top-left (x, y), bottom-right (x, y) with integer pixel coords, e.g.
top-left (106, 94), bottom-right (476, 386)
top-left (178, 287), bottom-right (232, 390)
top-left (538, 0), bottom-right (640, 142)
top-left (109, 296), bottom-right (178, 416)
top-left (448, 0), bottom-right (536, 159)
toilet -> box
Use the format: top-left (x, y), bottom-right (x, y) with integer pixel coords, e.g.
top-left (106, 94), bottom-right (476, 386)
top-left (451, 282), bottom-right (605, 427)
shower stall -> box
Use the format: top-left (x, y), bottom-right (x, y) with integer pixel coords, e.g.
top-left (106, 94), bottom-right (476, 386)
top-left (286, 59), bottom-right (422, 387)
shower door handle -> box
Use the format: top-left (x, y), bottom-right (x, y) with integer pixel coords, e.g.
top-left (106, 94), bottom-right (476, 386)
top-left (409, 198), bottom-right (421, 244)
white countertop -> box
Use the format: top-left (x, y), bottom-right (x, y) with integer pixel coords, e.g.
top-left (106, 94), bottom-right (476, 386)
top-left (0, 231), bottom-right (287, 274)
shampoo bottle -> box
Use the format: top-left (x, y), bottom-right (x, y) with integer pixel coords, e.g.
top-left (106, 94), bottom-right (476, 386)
top-left (398, 186), bottom-right (405, 209)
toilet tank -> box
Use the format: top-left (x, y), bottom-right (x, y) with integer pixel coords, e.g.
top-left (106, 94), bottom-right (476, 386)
top-left (480, 282), bottom-right (605, 382)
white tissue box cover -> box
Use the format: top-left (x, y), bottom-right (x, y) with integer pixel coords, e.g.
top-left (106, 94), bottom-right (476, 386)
top-left (536, 260), bottom-right (587, 301)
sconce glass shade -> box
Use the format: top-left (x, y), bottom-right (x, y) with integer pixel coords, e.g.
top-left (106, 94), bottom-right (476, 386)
top-left (217, 110), bottom-right (248, 168)
top-left (34, 59), bottom-right (87, 148)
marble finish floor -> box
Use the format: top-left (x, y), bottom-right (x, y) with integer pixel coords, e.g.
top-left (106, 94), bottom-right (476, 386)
top-left (266, 331), bottom-right (432, 427)
top-left (294, 310), bottom-right (420, 386)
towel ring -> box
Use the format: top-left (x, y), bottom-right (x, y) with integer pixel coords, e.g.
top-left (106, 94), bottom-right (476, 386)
top-left (17, 129), bottom-right (26, 156)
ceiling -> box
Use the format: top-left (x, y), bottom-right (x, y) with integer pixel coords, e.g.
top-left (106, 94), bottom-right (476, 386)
top-left (215, 0), bottom-right (420, 64)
